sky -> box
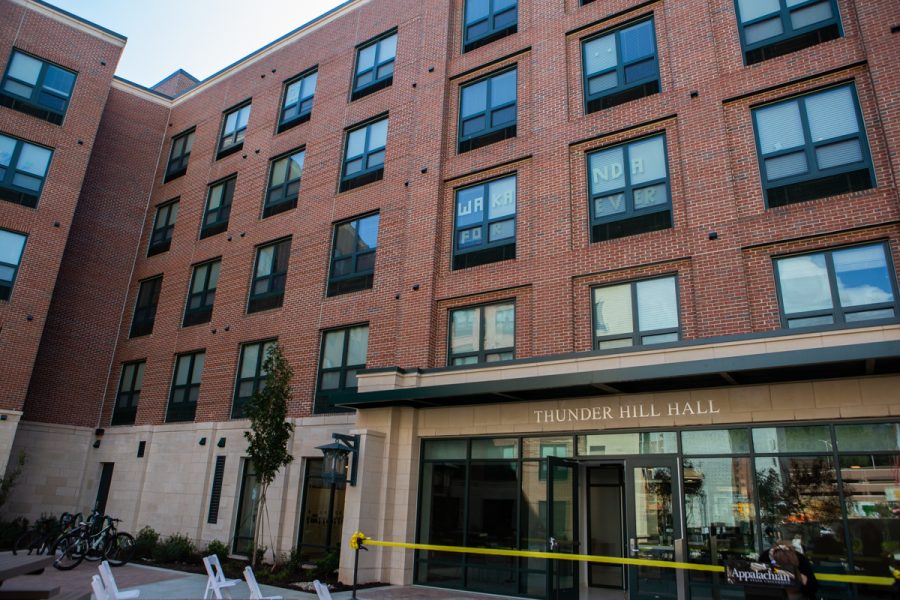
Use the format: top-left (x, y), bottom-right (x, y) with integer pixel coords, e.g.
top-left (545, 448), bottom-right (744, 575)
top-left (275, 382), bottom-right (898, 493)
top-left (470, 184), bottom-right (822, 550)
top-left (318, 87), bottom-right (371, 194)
top-left (45, 0), bottom-right (348, 88)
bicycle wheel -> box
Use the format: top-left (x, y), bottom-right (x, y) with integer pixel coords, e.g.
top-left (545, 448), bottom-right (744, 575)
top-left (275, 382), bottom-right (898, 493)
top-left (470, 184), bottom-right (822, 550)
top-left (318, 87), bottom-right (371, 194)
top-left (13, 529), bottom-right (44, 555)
top-left (53, 534), bottom-right (85, 570)
top-left (105, 532), bottom-right (135, 567)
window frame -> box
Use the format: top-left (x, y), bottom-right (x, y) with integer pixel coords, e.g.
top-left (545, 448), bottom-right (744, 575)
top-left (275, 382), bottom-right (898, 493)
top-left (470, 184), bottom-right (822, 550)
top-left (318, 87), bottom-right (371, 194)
top-left (581, 17), bottom-right (660, 115)
top-left (751, 83), bottom-right (874, 209)
top-left (0, 133), bottom-right (53, 208)
top-left (463, 0), bottom-right (519, 53)
top-left (200, 175), bottom-right (236, 239)
top-left (111, 361), bottom-right (144, 426)
top-left (164, 128), bottom-right (195, 182)
top-left (447, 301), bottom-right (516, 366)
top-left (327, 212), bottom-right (379, 297)
top-left (183, 258), bottom-right (220, 327)
top-left (263, 147), bottom-right (305, 218)
top-left (129, 275), bottom-right (163, 338)
top-left (591, 275), bottom-right (681, 350)
top-left (315, 324), bottom-right (369, 414)
top-left (247, 237), bottom-right (291, 314)
top-left (0, 48), bottom-right (77, 125)
top-left (773, 242), bottom-right (900, 330)
top-left (452, 174), bottom-right (517, 270)
top-left (278, 67), bottom-right (317, 133)
top-left (165, 350), bottom-right (205, 423)
top-left (457, 67), bottom-right (518, 154)
top-left (735, 0), bottom-right (842, 65)
top-left (0, 228), bottom-right (27, 302)
top-left (148, 198), bottom-right (178, 256)
top-left (232, 339), bottom-right (276, 419)
top-left (216, 100), bottom-right (251, 160)
top-left (340, 116), bottom-right (388, 192)
top-left (351, 30), bottom-right (397, 101)
top-left (586, 132), bottom-right (672, 243)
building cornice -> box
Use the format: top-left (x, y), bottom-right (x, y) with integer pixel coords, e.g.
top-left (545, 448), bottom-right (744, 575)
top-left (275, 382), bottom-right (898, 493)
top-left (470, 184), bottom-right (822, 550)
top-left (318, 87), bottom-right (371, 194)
top-left (16, 0), bottom-right (127, 47)
top-left (111, 78), bottom-right (173, 107)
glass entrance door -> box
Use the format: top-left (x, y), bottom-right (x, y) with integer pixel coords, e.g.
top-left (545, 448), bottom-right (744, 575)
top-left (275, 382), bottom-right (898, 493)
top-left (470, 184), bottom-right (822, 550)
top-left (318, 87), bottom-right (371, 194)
top-left (547, 456), bottom-right (578, 600)
top-left (625, 457), bottom-right (682, 600)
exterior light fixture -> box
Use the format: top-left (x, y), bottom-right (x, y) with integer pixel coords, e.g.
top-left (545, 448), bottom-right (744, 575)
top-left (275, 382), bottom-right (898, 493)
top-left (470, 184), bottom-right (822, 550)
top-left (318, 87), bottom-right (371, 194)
top-left (317, 433), bottom-right (360, 486)
top-left (199, 437), bottom-right (207, 446)
top-left (217, 437), bottom-right (226, 448)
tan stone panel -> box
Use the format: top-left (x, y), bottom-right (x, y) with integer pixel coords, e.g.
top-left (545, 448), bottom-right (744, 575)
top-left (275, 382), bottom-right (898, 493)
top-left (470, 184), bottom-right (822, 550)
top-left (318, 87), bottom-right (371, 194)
top-left (752, 409), bottom-right (796, 422)
top-left (770, 382), bottom-right (816, 409)
top-left (812, 380), bottom-right (861, 408)
top-left (840, 405), bottom-right (891, 419)
top-left (727, 386), bottom-right (771, 412)
top-left (859, 376), bottom-right (900, 406)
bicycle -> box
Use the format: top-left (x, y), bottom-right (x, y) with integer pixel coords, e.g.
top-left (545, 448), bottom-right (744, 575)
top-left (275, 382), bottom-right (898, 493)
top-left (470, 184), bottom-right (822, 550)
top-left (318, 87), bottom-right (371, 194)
top-left (53, 513), bottom-right (135, 570)
top-left (13, 512), bottom-right (78, 556)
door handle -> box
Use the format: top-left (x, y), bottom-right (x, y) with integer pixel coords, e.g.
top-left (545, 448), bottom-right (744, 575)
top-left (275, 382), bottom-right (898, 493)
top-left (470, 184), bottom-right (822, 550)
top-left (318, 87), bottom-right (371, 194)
top-left (629, 538), bottom-right (638, 556)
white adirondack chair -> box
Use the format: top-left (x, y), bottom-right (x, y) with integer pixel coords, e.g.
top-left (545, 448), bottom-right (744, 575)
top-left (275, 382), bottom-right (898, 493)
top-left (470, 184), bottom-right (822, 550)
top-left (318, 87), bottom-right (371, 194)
top-left (202, 554), bottom-right (241, 599)
top-left (91, 574), bottom-right (110, 600)
top-left (243, 566), bottom-right (283, 600)
top-left (99, 561), bottom-right (140, 599)
top-left (313, 580), bottom-right (333, 600)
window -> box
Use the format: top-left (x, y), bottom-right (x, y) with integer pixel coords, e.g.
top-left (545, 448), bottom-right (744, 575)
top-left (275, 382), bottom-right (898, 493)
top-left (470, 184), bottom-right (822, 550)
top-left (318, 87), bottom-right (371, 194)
top-left (148, 199), bottom-right (178, 256)
top-left (453, 175), bottom-right (516, 270)
top-left (296, 458), bottom-right (346, 561)
top-left (316, 325), bottom-right (368, 413)
top-left (582, 18), bottom-right (659, 114)
top-left (352, 31), bottom-right (397, 101)
top-left (183, 259), bottom-right (220, 327)
top-left (200, 176), bottom-right (235, 239)
top-left (463, 0), bottom-right (518, 53)
top-left (327, 213), bottom-right (379, 296)
top-left (458, 69), bottom-right (516, 153)
top-left (0, 133), bottom-right (52, 208)
top-left (263, 148), bottom-right (304, 218)
top-left (774, 243), bottom-right (899, 329)
top-left (752, 84), bottom-right (873, 208)
top-left (233, 340), bottom-right (275, 418)
top-left (164, 129), bottom-right (194, 182)
top-left (248, 238), bottom-right (291, 313)
top-left (166, 351), bottom-right (205, 423)
top-left (129, 276), bottom-right (162, 338)
top-left (0, 228), bottom-right (26, 301)
top-left (341, 118), bottom-right (388, 192)
top-left (217, 102), bottom-right (251, 159)
top-left (278, 69), bottom-right (317, 133)
top-left (0, 49), bottom-right (76, 125)
top-left (111, 361), bottom-right (144, 426)
top-left (449, 302), bottom-right (514, 365)
top-left (592, 276), bottom-right (679, 349)
top-left (735, 0), bottom-right (841, 65)
top-left (588, 133), bottom-right (670, 243)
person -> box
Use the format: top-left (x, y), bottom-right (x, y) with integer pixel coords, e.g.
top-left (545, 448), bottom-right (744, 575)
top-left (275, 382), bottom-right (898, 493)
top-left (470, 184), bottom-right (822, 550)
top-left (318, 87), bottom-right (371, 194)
top-left (759, 541), bottom-right (819, 600)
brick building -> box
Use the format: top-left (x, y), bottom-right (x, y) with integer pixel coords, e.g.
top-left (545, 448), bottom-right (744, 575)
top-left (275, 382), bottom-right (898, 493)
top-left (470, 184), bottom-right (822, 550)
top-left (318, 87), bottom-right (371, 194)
top-left (2, 0), bottom-right (899, 599)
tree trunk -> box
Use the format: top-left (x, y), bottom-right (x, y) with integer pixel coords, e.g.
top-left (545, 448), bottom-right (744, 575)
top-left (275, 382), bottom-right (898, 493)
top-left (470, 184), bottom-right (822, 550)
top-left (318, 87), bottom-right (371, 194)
top-left (252, 482), bottom-right (269, 569)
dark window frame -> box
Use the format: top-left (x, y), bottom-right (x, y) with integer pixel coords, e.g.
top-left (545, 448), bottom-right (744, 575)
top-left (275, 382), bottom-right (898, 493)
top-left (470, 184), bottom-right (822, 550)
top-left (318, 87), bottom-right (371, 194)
top-left (582, 17), bottom-right (660, 115)
top-left (247, 237), bottom-right (291, 314)
top-left (773, 242), bottom-right (900, 330)
top-left (315, 323), bottom-right (369, 414)
top-left (735, 0), bottom-right (842, 65)
top-left (327, 212), bottom-right (379, 297)
top-left (586, 132), bottom-right (672, 243)
top-left (448, 301), bottom-right (516, 366)
top-left (452, 173), bottom-right (517, 270)
top-left (164, 128), bottom-right (195, 182)
top-left (263, 147), bottom-right (305, 218)
top-left (340, 116), bottom-right (388, 192)
top-left (0, 48), bottom-right (76, 125)
top-left (0, 133), bottom-right (53, 208)
top-left (111, 361), bottom-right (144, 426)
top-left (216, 100), bottom-right (251, 160)
top-left (129, 275), bottom-right (162, 338)
top-left (183, 258), bottom-right (220, 327)
top-left (463, 0), bottom-right (518, 53)
top-left (351, 30), bottom-right (397, 101)
top-left (165, 350), bottom-right (205, 423)
top-left (0, 228), bottom-right (26, 302)
top-left (591, 275), bottom-right (681, 350)
top-left (200, 175), bottom-right (236, 239)
top-left (232, 339), bottom-right (276, 419)
top-left (278, 67), bottom-right (317, 133)
top-left (751, 83), bottom-right (874, 209)
top-left (457, 67), bottom-right (517, 154)
top-left (148, 198), bottom-right (178, 256)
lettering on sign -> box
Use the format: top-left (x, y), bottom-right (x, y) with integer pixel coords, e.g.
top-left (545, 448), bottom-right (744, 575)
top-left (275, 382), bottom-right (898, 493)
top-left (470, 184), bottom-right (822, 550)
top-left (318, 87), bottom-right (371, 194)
top-left (592, 157), bottom-right (646, 187)
top-left (534, 400), bottom-right (720, 423)
top-left (458, 194), bottom-right (484, 218)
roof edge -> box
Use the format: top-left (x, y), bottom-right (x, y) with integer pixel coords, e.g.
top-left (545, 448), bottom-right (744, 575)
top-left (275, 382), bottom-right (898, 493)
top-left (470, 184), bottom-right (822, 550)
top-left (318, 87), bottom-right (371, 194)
top-left (111, 77), bottom-right (173, 107)
top-left (20, 0), bottom-right (127, 46)
top-left (151, 69), bottom-right (200, 90)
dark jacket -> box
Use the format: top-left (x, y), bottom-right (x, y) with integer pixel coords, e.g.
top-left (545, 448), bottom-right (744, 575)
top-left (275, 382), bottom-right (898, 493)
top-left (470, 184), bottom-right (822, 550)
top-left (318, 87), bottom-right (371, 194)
top-left (759, 547), bottom-right (819, 600)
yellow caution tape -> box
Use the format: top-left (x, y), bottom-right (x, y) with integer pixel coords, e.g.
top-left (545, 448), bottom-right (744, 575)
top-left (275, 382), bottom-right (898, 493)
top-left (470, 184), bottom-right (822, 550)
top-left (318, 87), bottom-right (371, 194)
top-left (351, 533), bottom-right (896, 587)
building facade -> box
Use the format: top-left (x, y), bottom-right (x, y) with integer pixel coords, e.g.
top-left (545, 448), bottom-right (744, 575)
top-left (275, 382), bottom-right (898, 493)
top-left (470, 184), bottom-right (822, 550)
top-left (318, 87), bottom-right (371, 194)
top-left (1, 0), bottom-right (899, 599)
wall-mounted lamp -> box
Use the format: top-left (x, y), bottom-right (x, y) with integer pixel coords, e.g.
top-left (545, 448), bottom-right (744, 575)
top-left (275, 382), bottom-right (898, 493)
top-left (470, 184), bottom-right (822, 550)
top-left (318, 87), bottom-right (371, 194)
top-left (199, 437), bottom-right (207, 446)
top-left (317, 433), bottom-right (360, 486)
top-left (92, 440), bottom-right (101, 449)
top-left (217, 437), bottom-right (226, 448)
top-left (95, 428), bottom-right (105, 437)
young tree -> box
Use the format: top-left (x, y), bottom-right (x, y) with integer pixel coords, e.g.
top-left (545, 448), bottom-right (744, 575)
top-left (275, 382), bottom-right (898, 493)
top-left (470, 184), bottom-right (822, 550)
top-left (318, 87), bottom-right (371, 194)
top-left (0, 451), bottom-right (26, 511)
top-left (243, 343), bottom-right (294, 568)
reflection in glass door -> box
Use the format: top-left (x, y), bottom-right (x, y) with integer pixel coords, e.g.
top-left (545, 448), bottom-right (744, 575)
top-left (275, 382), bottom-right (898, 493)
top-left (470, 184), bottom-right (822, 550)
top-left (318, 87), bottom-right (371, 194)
top-left (547, 456), bottom-right (578, 600)
top-left (233, 460), bottom-right (259, 555)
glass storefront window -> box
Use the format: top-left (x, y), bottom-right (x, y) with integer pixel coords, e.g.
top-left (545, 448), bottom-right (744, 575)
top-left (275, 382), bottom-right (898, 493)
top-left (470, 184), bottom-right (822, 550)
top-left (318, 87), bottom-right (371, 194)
top-left (297, 458), bottom-right (346, 562)
top-left (519, 461), bottom-right (549, 597)
top-left (682, 429), bottom-right (750, 455)
top-left (752, 425), bottom-right (832, 453)
top-left (467, 462), bottom-right (518, 593)
top-left (472, 437), bottom-right (518, 459)
top-left (417, 461), bottom-right (466, 586)
top-left (424, 439), bottom-right (467, 460)
top-left (835, 423), bottom-right (900, 452)
top-left (578, 431), bottom-right (676, 455)
top-left (522, 436), bottom-right (573, 459)
top-left (840, 453), bottom-right (900, 577)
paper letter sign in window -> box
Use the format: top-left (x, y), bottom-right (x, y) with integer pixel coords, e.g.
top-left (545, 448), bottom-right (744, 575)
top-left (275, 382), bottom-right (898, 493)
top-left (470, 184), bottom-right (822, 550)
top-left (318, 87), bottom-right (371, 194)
top-left (449, 302), bottom-right (515, 365)
top-left (316, 325), bottom-right (368, 413)
top-left (200, 176), bottom-right (236, 239)
top-left (0, 228), bottom-right (26, 301)
top-left (1, 49), bottom-right (76, 125)
top-left (454, 175), bottom-right (516, 270)
top-left (583, 19), bottom-right (659, 114)
top-left (464, 0), bottom-right (518, 53)
top-left (736, 0), bottom-right (841, 65)
top-left (774, 243), bottom-right (898, 329)
top-left (217, 102), bottom-right (251, 159)
top-left (279, 70), bottom-right (316, 133)
top-left (458, 68), bottom-right (517, 154)
top-left (248, 238), bottom-right (291, 313)
top-left (165, 129), bottom-right (194, 182)
top-left (328, 213), bottom-right (379, 297)
top-left (166, 351), bottom-right (205, 423)
top-left (148, 199), bottom-right (178, 256)
top-left (112, 361), bottom-right (144, 426)
top-left (341, 118), bottom-right (388, 192)
top-left (264, 149), bottom-right (304, 218)
top-left (593, 276), bottom-right (679, 349)
top-left (753, 84), bottom-right (873, 208)
top-left (233, 340), bottom-right (275, 418)
top-left (588, 133), bottom-right (670, 243)
top-left (352, 32), bottom-right (396, 101)
top-left (0, 133), bottom-right (52, 208)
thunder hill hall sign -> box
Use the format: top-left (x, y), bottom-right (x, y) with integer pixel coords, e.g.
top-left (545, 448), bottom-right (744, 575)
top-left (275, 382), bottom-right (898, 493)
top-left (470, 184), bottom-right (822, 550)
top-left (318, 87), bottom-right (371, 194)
top-left (534, 399), bottom-right (721, 424)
